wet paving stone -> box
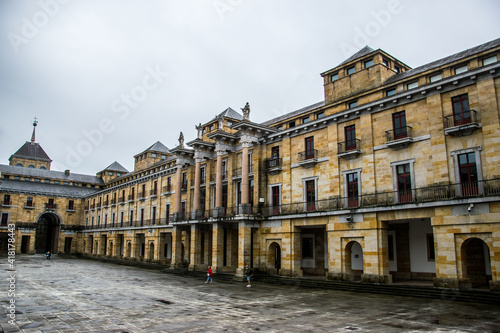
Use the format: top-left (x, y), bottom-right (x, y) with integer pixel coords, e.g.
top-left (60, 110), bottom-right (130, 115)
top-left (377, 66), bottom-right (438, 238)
top-left (1, 254), bottom-right (500, 332)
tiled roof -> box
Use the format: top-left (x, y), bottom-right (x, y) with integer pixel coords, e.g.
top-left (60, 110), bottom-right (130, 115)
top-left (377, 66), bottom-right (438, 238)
top-left (9, 141), bottom-right (52, 162)
top-left (0, 178), bottom-right (100, 198)
top-left (0, 164), bottom-right (103, 184)
top-left (208, 107), bottom-right (243, 123)
top-left (145, 141), bottom-right (170, 154)
top-left (102, 161), bottom-right (129, 173)
top-left (260, 101), bottom-right (325, 126)
top-left (384, 37), bottom-right (500, 86)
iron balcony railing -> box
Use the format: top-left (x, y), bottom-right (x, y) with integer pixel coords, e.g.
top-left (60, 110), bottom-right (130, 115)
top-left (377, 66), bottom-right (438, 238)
top-left (298, 150), bottom-right (318, 161)
top-left (150, 189), bottom-right (158, 196)
top-left (338, 139), bottom-right (361, 154)
top-left (162, 185), bottom-right (172, 193)
top-left (261, 178), bottom-right (500, 217)
top-left (264, 158), bottom-right (282, 170)
top-left (45, 203), bottom-right (57, 209)
top-left (82, 178), bottom-right (500, 229)
top-left (233, 165), bottom-right (254, 178)
top-left (444, 109), bottom-right (478, 128)
top-left (210, 171), bottom-right (228, 182)
top-left (385, 126), bottom-right (412, 142)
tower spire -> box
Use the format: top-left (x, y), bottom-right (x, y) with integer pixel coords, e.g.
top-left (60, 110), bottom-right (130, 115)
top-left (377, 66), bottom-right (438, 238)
top-left (31, 117), bottom-right (38, 144)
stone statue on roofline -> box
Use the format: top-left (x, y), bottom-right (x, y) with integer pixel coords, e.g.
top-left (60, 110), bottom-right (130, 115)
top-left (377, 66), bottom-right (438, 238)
top-left (241, 102), bottom-right (250, 120)
top-left (216, 114), bottom-right (224, 130)
top-left (178, 131), bottom-right (184, 148)
top-left (195, 123), bottom-right (203, 139)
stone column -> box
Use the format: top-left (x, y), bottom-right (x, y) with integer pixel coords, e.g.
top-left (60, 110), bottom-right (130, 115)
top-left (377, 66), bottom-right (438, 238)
top-left (211, 222), bottom-right (224, 272)
top-left (192, 155), bottom-right (204, 219)
top-left (171, 226), bottom-right (184, 268)
top-left (174, 161), bottom-right (183, 221)
top-left (236, 222), bottom-right (252, 278)
top-left (189, 224), bottom-right (201, 271)
top-left (240, 141), bottom-right (252, 214)
top-left (214, 148), bottom-right (225, 217)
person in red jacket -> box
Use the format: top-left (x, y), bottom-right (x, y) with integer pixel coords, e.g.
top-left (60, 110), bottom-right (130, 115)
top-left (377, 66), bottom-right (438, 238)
top-left (205, 266), bottom-right (213, 284)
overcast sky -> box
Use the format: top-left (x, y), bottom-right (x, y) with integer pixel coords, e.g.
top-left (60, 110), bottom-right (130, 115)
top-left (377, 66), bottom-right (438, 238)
top-left (1, 0), bottom-right (499, 175)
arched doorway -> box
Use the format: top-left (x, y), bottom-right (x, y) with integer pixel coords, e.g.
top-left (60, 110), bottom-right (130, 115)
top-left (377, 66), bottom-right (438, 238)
top-left (149, 242), bottom-right (155, 261)
top-left (35, 213), bottom-right (61, 253)
top-left (345, 241), bottom-right (363, 281)
top-left (268, 242), bottom-right (281, 275)
top-left (126, 242), bottom-right (132, 257)
top-left (109, 242), bottom-right (113, 257)
top-left (461, 238), bottom-right (492, 288)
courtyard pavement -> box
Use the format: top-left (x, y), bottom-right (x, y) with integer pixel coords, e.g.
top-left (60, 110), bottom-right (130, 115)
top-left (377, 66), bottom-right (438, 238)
top-left (1, 254), bottom-right (500, 333)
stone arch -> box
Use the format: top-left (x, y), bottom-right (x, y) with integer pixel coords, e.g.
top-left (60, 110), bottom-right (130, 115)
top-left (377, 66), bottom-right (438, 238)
top-left (460, 237), bottom-right (492, 288)
top-left (126, 241), bottom-right (132, 257)
top-left (268, 242), bottom-right (282, 275)
top-left (35, 212), bottom-right (61, 253)
top-left (149, 242), bottom-right (155, 261)
top-left (344, 240), bottom-right (364, 281)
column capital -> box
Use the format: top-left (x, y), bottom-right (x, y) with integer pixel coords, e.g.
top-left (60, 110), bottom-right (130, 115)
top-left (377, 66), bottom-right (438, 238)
top-left (241, 140), bottom-right (253, 149)
top-left (215, 148), bottom-right (226, 156)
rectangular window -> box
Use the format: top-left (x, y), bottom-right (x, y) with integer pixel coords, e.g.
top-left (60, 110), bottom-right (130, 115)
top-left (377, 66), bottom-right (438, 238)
top-left (454, 65), bottom-right (468, 75)
top-left (91, 216), bottom-right (94, 227)
top-left (316, 111), bottom-right (324, 119)
top-left (289, 121), bottom-right (296, 128)
top-left (26, 196), bottom-right (33, 207)
top-left (429, 73), bottom-right (442, 82)
top-left (276, 125), bottom-right (283, 130)
top-left (271, 186), bottom-right (280, 215)
top-left (426, 234), bottom-right (435, 261)
top-left (407, 81), bottom-right (418, 90)
top-left (330, 73), bottom-right (339, 82)
top-left (165, 204), bottom-right (170, 224)
top-left (104, 214), bottom-right (108, 228)
top-left (200, 166), bottom-right (206, 185)
top-left (347, 66), bottom-right (355, 75)
top-left (140, 208), bottom-right (144, 226)
top-left (386, 88), bottom-right (396, 97)
top-left (458, 152), bottom-right (478, 196)
top-left (151, 153), bottom-right (157, 158)
top-left (112, 212), bottom-right (115, 226)
top-left (129, 210), bottom-right (134, 226)
top-left (382, 58), bottom-right (389, 67)
top-left (306, 180), bottom-right (316, 212)
top-left (222, 161), bottom-right (227, 180)
top-left (152, 206), bottom-right (156, 225)
top-left (182, 172), bottom-right (187, 190)
top-left (1, 213), bottom-right (8, 226)
top-left (347, 172), bottom-right (359, 208)
top-left (305, 136), bottom-right (315, 160)
top-left (452, 94), bottom-right (471, 126)
top-left (97, 215), bottom-right (101, 227)
top-left (364, 59), bottom-right (373, 68)
top-left (271, 146), bottom-right (280, 159)
top-left (348, 100), bottom-right (357, 109)
top-left (345, 125), bottom-right (356, 151)
top-left (392, 111), bottom-right (407, 140)
top-left (68, 200), bottom-right (74, 210)
top-left (167, 177), bottom-right (171, 191)
top-left (396, 164), bottom-right (412, 203)
top-left (302, 116), bottom-right (310, 124)
top-left (3, 194), bottom-right (10, 205)
top-left (120, 211), bottom-right (124, 227)
top-left (482, 55), bottom-right (497, 66)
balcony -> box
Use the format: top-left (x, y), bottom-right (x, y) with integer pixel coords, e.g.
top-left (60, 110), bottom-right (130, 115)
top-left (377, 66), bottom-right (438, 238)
top-left (150, 189), bottom-right (158, 198)
top-left (24, 202), bottom-right (35, 209)
top-left (138, 192), bottom-right (146, 201)
top-left (298, 150), bottom-right (318, 168)
top-left (385, 126), bottom-right (413, 150)
top-left (66, 205), bottom-right (76, 213)
top-left (110, 199), bottom-right (117, 206)
top-left (181, 181), bottom-right (188, 192)
top-left (128, 194), bottom-right (135, 202)
top-left (162, 186), bottom-right (172, 196)
top-left (338, 139), bottom-right (362, 160)
top-left (232, 165), bottom-right (254, 179)
top-left (96, 203), bottom-right (101, 210)
top-left (90, 204), bottom-right (96, 210)
top-left (260, 178), bottom-right (500, 217)
top-left (210, 171), bottom-right (228, 183)
top-left (45, 203), bottom-right (57, 210)
top-left (103, 200), bottom-right (109, 207)
top-left (264, 158), bottom-right (282, 174)
top-left (118, 197), bottom-right (126, 205)
top-left (444, 110), bottom-right (480, 136)
top-left (1, 200), bottom-right (12, 207)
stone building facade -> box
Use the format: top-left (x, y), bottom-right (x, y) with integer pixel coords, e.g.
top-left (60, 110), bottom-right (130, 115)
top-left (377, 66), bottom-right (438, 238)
top-left (2, 38), bottom-right (500, 291)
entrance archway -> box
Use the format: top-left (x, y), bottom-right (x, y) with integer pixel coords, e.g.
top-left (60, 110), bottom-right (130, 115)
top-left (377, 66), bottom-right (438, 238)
top-left (461, 238), bottom-right (491, 288)
top-left (268, 242), bottom-right (281, 275)
top-left (149, 242), bottom-right (155, 261)
top-left (35, 213), bottom-right (61, 253)
top-left (345, 241), bottom-right (363, 281)
top-left (126, 242), bottom-right (132, 257)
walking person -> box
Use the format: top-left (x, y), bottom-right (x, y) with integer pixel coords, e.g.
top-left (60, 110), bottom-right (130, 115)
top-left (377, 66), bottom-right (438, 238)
top-left (45, 251), bottom-right (51, 260)
top-left (205, 266), bottom-right (213, 284)
top-left (245, 265), bottom-right (252, 287)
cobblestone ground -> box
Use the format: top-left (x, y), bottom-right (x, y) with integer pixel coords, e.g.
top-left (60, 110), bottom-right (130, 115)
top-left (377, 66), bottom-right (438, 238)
top-left (2, 255), bottom-right (500, 333)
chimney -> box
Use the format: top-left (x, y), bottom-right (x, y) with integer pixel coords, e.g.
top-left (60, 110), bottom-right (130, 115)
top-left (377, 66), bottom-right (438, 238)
top-left (65, 169), bottom-right (70, 176)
